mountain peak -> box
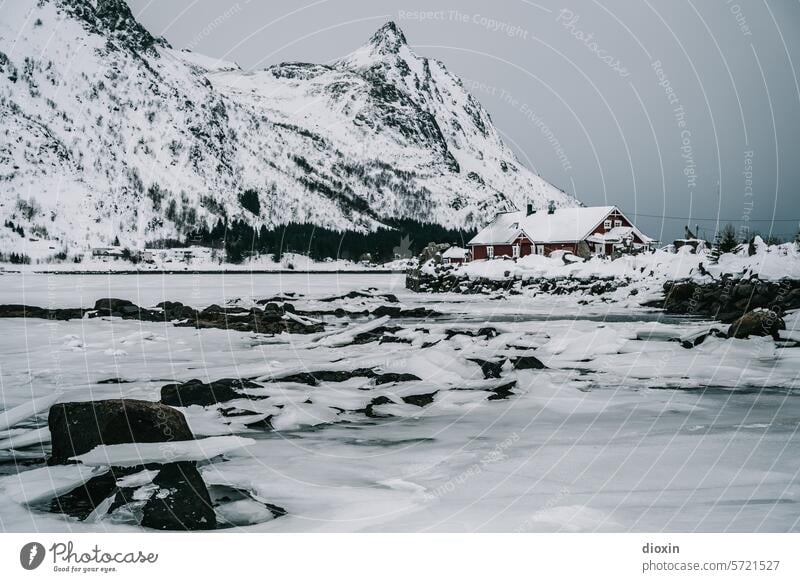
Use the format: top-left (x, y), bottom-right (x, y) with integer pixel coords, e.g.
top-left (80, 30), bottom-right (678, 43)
top-left (336, 21), bottom-right (411, 71)
top-left (367, 21), bottom-right (408, 53)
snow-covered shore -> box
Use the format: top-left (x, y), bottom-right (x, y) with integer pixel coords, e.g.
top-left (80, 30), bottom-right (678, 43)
top-left (437, 239), bottom-right (800, 284)
top-left (411, 239), bottom-right (800, 309)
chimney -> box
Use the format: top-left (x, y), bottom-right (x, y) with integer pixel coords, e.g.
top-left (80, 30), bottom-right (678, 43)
top-left (526, 203), bottom-right (534, 216)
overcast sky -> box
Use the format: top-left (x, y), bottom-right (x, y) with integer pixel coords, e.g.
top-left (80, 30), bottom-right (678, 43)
top-left (125, 0), bottom-right (800, 242)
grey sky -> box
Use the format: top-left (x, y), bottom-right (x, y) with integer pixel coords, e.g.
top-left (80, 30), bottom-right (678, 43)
top-left (126, 0), bottom-right (800, 242)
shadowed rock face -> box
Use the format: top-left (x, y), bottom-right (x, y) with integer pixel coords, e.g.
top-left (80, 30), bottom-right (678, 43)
top-left (48, 399), bottom-right (193, 465)
top-left (653, 278), bottom-right (800, 322)
top-left (0, 298), bottom-right (324, 335)
top-left (46, 399), bottom-right (222, 530)
top-left (728, 309), bottom-right (786, 339)
top-left (160, 378), bottom-right (266, 407)
top-left (139, 462), bottom-right (216, 531)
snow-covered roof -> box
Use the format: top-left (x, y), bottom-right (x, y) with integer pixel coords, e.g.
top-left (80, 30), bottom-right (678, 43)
top-left (469, 206), bottom-right (656, 246)
top-left (469, 206), bottom-right (610, 244)
top-left (442, 246), bottom-right (469, 258)
top-left (467, 212), bottom-right (524, 245)
top-left (587, 226), bottom-right (635, 244)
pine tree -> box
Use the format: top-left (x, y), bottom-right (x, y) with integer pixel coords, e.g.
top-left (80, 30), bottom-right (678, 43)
top-left (709, 224), bottom-right (737, 264)
top-left (718, 224), bottom-right (739, 253)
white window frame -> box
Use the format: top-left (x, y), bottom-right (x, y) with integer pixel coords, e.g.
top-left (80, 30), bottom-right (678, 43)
top-left (603, 220), bottom-right (612, 230)
top-left (595, 243), bottom-right (604, 255)
top-left (487, 246), bottom-right (494, 259)
top-left (614, 219), bottom-right (622, 228)
top-left (535, 245), bottom-right (544, 255)
top-left (512, 244), bottom-right (520, 258)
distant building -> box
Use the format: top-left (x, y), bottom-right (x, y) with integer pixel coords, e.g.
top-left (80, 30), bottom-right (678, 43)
top-left (468, 205), bottom-right (655, 259)
top-left (91, 246), bottom-right (125, 258)
top-left (143, 246), bottom-right (220, 264)
top-left (442, 246), bottom-right (469, 265)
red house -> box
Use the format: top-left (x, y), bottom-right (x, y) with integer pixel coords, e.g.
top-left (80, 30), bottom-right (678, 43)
top-left (468, 205), bottom-right (654, 260)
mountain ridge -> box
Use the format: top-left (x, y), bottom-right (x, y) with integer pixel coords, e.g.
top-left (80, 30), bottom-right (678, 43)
top-left (0, 0), bottom-right (577, 259)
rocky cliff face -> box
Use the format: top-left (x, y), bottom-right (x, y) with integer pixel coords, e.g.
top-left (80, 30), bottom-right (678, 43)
top-left (0, 0), bottom-right (576, 256)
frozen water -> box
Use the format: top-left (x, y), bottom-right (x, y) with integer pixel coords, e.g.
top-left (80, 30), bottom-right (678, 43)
top-left (0, 273), bottom-right (798, 532)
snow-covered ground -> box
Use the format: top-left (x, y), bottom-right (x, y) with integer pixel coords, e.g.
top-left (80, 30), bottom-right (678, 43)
top-left (0, 273), bottom-right (799, 532)
top-left (443, 238), bottom-right (800, 285)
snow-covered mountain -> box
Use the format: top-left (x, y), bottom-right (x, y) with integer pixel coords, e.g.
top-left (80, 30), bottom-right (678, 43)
top-left (0, 0), bottom-right (577, 257)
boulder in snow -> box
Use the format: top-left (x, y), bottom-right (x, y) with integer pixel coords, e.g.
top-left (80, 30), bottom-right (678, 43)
top-left (160, 378), bottom-right (265, 407)
top-left (728, 308), bottom-right (785, 339)
top-left (48, 399), bottom-right (193, 464)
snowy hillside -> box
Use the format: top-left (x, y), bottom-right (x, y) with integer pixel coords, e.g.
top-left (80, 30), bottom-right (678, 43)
top-left (0, 0), bottom-right (576, 259)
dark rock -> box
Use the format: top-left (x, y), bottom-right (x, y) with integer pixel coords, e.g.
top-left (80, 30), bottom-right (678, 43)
top-left (0, 304), bottom-right (87, 320)
top-left (364, 396), bottom-right (395, 418)
top-left (96, 377), bottom-right (134, 384)
top-left (179, 304), bottom-right (324, 334)
top-left (209, 484), bottom-right (286, 527)
top-left (243, 416), bottom-right (274, 430)
top-left (160, 378), bottom-right (265, 407)
top-left (268, 372), bottom-right (319, 386)
top-left (372, 305), bottom-right (441, 318)
top-left (402, 392), bottom-right (437, 407)
top-left (487, 381), bottom-right (517, 401)
top-left (728, 309), bottom-right (786, 339)
top-left (48, 399), bottom-right (193, 465)
top-left (374, 372), bottom-right (422, 385)
top-left (511, 356), bottom-right (547, 370)
top-left (468, 358), bottom-right (507, 379)
top-left (445, 327), bottom-right (498, 340)
top-left (139, 462), bottom-right (216, 531)
top-left (351, 325), bottom-right (403, 345)
top-left (268, 368), bottom-right (376, 386)
top-left (93, 298), bottom-right (136, 313)
top-left (48, 470), bottom-right (121, 519)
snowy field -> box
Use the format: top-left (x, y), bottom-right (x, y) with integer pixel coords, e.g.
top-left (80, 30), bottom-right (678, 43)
top-left (0, 273), bottom-right (799, 532)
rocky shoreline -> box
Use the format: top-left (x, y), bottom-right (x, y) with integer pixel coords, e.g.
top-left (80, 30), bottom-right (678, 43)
top-left (0, 298), bottom-right (324, 335)
top-left (406, 266), bottom-right (629, 297)
top-left (406, 266), bottom-right (800, 342)
top-left (646, 277), bottom-right (800, 322)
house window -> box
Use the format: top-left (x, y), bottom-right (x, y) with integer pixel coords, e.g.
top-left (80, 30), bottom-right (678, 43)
top-left (604, 220), bottom-right (612, 230)
top-left (512, 244), bottom-right (520, 258)
top-left (614, 219), bottom-right (622, 228)
top-left (487, 246), bottom-right (494, 259)
top-left (536, 245), bottom-right (544, 255)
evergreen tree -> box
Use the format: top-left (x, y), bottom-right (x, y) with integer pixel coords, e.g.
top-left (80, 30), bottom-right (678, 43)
top-left (718, 224), bottom-right (739, 253)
